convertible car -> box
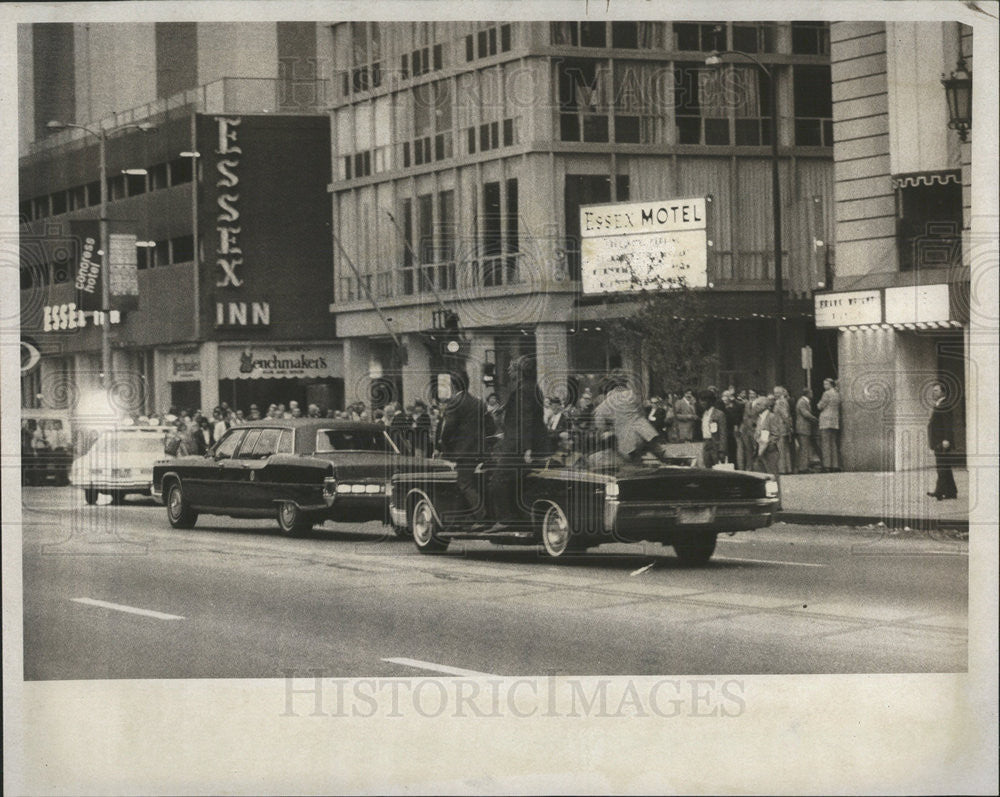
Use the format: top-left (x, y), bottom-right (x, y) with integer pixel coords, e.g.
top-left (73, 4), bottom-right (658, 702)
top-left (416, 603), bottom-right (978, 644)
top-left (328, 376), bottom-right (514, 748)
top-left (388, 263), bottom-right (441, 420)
top-left (389, 456), bottom-right (780, 564)
top-left (151, 419), bottom-right (449, 535)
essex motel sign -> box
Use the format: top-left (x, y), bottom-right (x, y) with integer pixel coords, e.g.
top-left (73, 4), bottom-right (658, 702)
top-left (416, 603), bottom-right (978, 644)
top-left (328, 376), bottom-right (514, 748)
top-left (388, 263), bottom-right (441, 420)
top-left (580, 198), bottom-right (709, 294)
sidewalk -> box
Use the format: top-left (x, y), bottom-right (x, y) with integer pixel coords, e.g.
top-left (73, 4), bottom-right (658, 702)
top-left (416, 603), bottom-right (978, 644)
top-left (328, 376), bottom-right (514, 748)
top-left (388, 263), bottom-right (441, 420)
top-left (776, 468), bottom-right (970, 531)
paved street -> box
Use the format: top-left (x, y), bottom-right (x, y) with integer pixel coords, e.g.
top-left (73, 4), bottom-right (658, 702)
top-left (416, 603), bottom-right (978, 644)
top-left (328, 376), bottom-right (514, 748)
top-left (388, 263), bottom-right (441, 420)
top-left (20, 487), bottom-right (967, 680)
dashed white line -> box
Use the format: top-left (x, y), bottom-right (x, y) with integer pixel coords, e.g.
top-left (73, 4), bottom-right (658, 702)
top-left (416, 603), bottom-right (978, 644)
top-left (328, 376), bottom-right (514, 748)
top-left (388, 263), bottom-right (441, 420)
top-left (71, 597), bottom-right (185, 620)
top-left (382, 657), bottom-right (496, 677)
top-left (713, 556), bottom-right (827, 568)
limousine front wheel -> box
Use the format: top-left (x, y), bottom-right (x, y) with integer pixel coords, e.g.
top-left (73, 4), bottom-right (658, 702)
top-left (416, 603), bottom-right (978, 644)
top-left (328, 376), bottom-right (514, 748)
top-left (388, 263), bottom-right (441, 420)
top-left (166, 482), bottom-right (198, 529)
top-left (277, 501), bottom-right (313, 537)
top-left (412, 497), bottom-right (448, 553)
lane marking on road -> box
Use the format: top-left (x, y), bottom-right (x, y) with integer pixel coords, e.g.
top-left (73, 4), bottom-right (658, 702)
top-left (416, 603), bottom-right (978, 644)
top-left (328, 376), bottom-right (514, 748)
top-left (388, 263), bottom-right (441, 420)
top-left (382, 657), bottom-right (497, 677)
top-left (713, 555), bottom-right (827, 568)
top-left (71, 597), bottom-right (185, 620)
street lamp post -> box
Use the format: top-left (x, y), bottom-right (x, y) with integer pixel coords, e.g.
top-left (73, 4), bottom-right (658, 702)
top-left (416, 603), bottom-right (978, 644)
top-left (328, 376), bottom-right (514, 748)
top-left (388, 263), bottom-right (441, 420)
top-left (46, 120), bottom-right (157, 390)
top-left (705, 50), bottom-right (785, 386)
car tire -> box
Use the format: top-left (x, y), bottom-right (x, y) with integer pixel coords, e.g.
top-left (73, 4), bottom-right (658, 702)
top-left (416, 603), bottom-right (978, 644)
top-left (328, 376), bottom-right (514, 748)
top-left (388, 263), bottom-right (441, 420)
top-left (110, 491), bottom-right (126, 506)
top-left (166, 481), bottom-right (198, 529)
top-left (84, 488), bottom-right (99, 506)
top-left (672, 533), bottom-right (718, 566)
top-left (538, 501), bottom-right (580, 559)
top-left (411, 497), bottom-right (448, 553)
top-left (277, 501), bottom-right (313, 536)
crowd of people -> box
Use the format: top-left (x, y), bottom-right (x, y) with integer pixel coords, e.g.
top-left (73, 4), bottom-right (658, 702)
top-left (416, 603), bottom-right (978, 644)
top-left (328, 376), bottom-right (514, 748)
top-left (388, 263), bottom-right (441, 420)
top-left (118, 371), bottom-right (843, 479)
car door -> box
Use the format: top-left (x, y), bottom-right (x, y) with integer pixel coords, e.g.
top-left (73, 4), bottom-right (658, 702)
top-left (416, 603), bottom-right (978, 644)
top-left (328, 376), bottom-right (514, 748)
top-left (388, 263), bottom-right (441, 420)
top-left (192, 427), bottom-right (248, 507)
top-left (237, 427), bottom-right (282, 509)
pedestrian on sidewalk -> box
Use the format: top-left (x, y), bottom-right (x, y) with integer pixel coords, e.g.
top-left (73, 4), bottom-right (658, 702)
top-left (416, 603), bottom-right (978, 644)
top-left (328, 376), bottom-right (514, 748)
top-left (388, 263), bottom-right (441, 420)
top-left (700, 389), bottom-right (728, 468)
top-left (817, 377), bottom-right (841, 472)
top-left (773, 386), bottom-right (794, 473)
top-left (795, 387), bottom-right (820, 473)
top-left (926, 381), bottom-right (958, 500)
top-left (754, 394), bottom-right (782, 478)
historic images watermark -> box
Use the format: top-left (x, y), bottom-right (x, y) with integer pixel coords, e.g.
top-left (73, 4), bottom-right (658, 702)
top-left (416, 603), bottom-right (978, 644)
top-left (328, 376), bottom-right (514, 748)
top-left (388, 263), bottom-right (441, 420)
top-left (280, 672), bottom-right (747, 719)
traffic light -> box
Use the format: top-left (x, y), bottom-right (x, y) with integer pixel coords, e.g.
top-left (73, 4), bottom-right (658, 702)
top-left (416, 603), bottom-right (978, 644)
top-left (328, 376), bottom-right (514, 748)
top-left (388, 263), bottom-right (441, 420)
top-left (432, 309), bottom-right (467, 359)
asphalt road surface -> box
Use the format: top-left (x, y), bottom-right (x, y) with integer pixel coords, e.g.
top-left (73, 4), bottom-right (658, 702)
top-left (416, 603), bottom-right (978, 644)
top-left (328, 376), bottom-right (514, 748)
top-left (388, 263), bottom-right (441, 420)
top-left (19, 488), bottom-right (967, 679)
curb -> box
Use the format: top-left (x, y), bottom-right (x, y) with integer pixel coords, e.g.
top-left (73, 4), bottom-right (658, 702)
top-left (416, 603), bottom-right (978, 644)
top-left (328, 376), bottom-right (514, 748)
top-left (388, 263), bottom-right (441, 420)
top-left (777, 511), bottom-right (969, 532)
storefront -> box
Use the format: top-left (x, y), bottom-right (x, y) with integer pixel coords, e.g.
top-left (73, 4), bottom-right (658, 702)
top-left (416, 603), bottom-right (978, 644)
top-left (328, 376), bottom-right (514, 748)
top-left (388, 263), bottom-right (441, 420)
top-left (217, 344), bottom-right (344, 415)
top-left (815, 283), bottom-right (968, 471)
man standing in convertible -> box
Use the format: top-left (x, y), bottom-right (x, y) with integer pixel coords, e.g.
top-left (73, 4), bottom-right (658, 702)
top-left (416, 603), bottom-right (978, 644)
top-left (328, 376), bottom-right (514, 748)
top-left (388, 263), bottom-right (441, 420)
top-left (433, 369), bottom-right (494, 523)
top-left (485, 355), bottom-right (552, 532)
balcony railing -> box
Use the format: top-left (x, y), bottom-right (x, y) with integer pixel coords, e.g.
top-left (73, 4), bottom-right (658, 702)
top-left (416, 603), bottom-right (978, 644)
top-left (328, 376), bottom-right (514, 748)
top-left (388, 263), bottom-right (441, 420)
top-left (337, 254), bottom-right (531, 304)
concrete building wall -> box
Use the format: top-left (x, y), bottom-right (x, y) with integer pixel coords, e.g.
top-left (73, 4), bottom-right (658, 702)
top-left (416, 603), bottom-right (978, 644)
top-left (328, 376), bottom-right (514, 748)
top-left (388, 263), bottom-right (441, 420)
top-left (76, 24), bottom-right (157, 124)
top-left (197, 23), bottom-right (279, 85)
top-left (830, 22), bottom-right (894, 282)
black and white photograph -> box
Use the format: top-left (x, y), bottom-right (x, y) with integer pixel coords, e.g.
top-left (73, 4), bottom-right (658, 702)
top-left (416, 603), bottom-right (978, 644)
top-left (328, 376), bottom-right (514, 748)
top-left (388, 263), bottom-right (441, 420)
top-left (3, 1), bottom-right (997, 793)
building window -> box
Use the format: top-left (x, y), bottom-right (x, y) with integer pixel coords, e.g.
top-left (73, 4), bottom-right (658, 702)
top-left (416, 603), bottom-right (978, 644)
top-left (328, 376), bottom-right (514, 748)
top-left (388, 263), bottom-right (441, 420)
top-left (125, 172), bottom-right (147, 197)
top-left (674, 22), bottom-right (727, 52)
top-left (467, 23), bottom-right (512, 61)
top-left (564, 174), bottom-right (630, 280)
top-left (895, 172), bottom-right (962, 272)
top-left (169, 157), bottom-right (193, 185)
top-left (613, 61), bottom-right (671, 144)
top-left (171, 235), bottom-right (194, 263)
top-left (732, 23), bottom-right (776, 54)
top-left (19, 200), bottom-right (33, 222)
top-left (409, 80), bottom-right (453, 166)
top-left (791, 21), bottom-right (830, 55)
top-left (557, 58), bottom-right (610, 142)
top-left (345, 22), bottom-right (382, 96)
top-left (438, 189), bottom-right (455, 263)
top-left (153, 239), bottom-right (170, 267)
top-left (793, 64), bottom-right (832, 146)
top-left (417, 193), bottom-right (434, 263)
top-left (69, 185), bottom-right (88, 210)
top-left (137, 245), bottom-right (153, 270)
top-left (108, 174), bottom-right (127, 201)
top-left (401, 198), bottom-right (413, 268)
top-left (85, 180), bottom-right (100, 206)
top-left (551, 21), bottom-right (609, 47)
top-left (50, 190), bottom-right (68, 215)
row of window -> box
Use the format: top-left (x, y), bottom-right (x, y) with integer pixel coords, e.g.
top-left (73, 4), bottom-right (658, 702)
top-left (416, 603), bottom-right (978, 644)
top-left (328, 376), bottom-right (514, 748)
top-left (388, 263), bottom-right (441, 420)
top-left (20, 157), bottom-right (193, 223)
top-left (19, 234), bottom-right (194, 290)
top-left (341, 21), bottom-right (829, 100)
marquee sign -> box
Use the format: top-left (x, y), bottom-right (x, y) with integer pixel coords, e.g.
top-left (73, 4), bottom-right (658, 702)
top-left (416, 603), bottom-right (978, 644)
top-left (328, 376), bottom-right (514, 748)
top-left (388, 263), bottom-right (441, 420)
top-left (580, 198), bottom-right (709, 294)
top-left (814, 290), bottom-right (882, 328)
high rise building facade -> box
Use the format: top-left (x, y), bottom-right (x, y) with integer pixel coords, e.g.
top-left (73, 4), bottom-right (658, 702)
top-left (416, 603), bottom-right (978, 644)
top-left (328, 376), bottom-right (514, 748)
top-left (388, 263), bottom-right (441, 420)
top-left (327, 21), bottom-right (836, 405)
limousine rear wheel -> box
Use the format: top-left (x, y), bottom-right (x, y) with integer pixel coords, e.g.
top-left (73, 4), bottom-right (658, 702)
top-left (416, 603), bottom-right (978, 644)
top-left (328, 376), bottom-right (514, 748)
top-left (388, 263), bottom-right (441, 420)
top-left (84, 488), bottom-right (99, 506)
top-left (539, 502), bottom-right (578, 559)
top-left (672, 533), bottom-right (718, 566)
top-left (277, 501), bottom-right (313, 536)
top-left (166, 482), bottom-right (198, 529)
top-left (412, 497), bottom-right (448, 553)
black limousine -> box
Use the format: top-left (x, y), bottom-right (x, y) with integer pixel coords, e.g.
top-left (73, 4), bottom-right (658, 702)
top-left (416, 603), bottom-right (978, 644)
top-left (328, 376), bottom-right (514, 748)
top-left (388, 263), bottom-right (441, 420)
top-left (389, 456), bottom-right (781, 564)
top-left (151, 419), bottom-right (450, 535)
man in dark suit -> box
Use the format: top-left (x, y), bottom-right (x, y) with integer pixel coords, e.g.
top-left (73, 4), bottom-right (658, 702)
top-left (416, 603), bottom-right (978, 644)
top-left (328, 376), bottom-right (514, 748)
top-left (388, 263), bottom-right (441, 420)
top-left (927, 382), bottom-right (958, 500)
top-left (434, 369), bottom-right (494, 520)
top-left (487, 355), bottom-right (551, 531)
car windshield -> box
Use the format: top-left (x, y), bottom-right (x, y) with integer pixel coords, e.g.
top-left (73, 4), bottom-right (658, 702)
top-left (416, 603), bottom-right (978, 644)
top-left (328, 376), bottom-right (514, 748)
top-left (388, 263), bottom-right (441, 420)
top-left (314, 429), bottom-right (396, 453)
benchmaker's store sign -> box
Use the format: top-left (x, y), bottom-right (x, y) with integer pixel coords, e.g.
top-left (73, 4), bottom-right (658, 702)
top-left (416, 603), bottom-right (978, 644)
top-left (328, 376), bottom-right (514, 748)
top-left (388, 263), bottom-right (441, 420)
top-left (219, 346), bottom-right (343, 379)
top-left (580, 198), bottom-right (709, 294)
